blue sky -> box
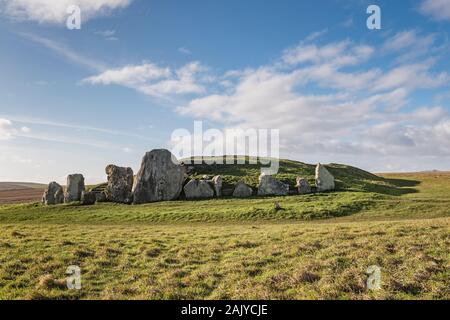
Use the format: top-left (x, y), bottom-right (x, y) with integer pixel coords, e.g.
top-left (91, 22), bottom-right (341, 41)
top-left (1, 0), bottom-right (450, 183)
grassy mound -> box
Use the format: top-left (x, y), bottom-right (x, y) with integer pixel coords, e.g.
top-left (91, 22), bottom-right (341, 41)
top-left (184, 156), bottom-right (412, 196)
top-left (0, 158), bottom-right (427, 223)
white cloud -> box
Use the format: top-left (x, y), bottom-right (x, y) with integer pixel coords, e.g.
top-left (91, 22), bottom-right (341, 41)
top-left (383, 30), bottom-right (435, 52)
top-left (178, 47), bottom-right (191, 55)
top-left (83, 61), bottom-right (207, 98)
top-left (83, 63), bottom-right (170, 86)
top-left (420, 0), bottom-right (450, 21)
top-left (177, 35), bottom-right (450, 171)
top-left (1, 0), bottom-right (133, 24)
top-left (282, 40), bottom-right (374, 68)
top-left (94, 30), bottom-right (116, 37)
top-left (0, 118), bottom-right (14, 140)
top-left (371, 61), bottom-right (449, 92)
top-left (94, 29), bottom-right (118, 41)
top-left (304, 29), bottom-right (328, 42)
top-left (382, 29), bottom-right (440, 63)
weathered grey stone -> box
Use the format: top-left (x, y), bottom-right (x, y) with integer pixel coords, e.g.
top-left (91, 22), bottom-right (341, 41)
top-left (212, 175), bottom-right (222, 197)
top-left (296, 177), bottom-right (312, 194)
top-left (80, 191), bottom-right (96, 205)
top-left (257, 173), bottom-right (289, 196)
top-left (42, 182), bottom-right (64, 205)
top-left (64, 174), bottom-right (85, 203)
top-left (184, 179), bottom-right (214, 200)
top-left (105, 164), bottom-right (133, 204)
top-left (132, 149), bottom-right (186, 204)
top-left (232, 181), bottom-right (253, 198)
top-left (95, 191), bottom-right (107, 203)
top-left (315, 163), bottom-right (335, 192)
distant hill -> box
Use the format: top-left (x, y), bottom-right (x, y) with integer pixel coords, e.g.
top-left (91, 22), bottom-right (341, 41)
top-left (0, 182), bottom-right (47, 191)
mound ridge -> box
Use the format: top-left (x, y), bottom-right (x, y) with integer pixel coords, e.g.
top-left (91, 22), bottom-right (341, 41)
top-left (183, 156), bottom-right (405, 196)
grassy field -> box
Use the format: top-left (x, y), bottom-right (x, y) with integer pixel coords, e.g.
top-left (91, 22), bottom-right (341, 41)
top-left (0, 162), bottom-right (448, 300)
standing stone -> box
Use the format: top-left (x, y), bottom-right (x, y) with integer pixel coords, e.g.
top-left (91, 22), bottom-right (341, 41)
top-left (257, 173), bottom-right (289, 196)
top-left (64, 174), bottom-right (85, 203)
top-left (95, 191), bottom-right (107, 203)
top-left (233, 181), bottom-right (253, 198)
top-left (184, 179), bottom-right (214, 200)
top-left (105, 164), bottom-right (134, 204)
top-left (315, 163), bottom-right (335, 192)
top-left (42, 182), bottom-right (64, 205)
top-left (80, 191), bottom-right (96, 205)
top-left (296, 177), bottom-right (312, 195)
top-left (212, 175), bottom-right (222, 197)
top-left (132, 149), bottom-right (186, 204)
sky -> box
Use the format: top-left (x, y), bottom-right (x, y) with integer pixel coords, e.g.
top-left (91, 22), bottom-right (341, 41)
top-left (1, 0), bottom-right (450, 184)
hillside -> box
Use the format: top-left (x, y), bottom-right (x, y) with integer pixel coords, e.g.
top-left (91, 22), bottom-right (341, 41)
top-left (184, 157), bottom-right (411, 196)
top-left (0, 182), bottom-right (46, 191)
top-left (0, 182), bottom-right (46, 205)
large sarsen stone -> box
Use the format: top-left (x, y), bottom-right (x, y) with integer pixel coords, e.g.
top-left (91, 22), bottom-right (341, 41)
top-left (184, 179), bottom-right (214, 200)
top-left (257, 173), bottom-right (289, 196)
top-left (315, 163), bottom-right (335, 192)
top-left (80, 191), bottom-right (96, 206)
top-left (132, 149), bottom-right (186, 204)
top-left (233, 181), bottom-right (253, 198)
top-left (296, 177), bottom-right (312, 195)
top-left (64, 174), bottom-right (85, 203)
top-left (212, 175), bottom-right (222, 197)
top-left (105, 164), bottom-right (133, 204)
top-left (42, 181), bottom-right (64, 205)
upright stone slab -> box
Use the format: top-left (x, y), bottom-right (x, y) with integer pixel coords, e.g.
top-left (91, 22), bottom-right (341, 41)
top-left (64, 174), bottom-right (85, 202)
top-left (233, 181), bottom-right (253, 198)
top-left (257, 173), bottom-right (289, 196)
top-left (42, 181), bottom-right (64, 205)
top-left (184, 179), bottom-right (214, 200)
top-left (105, 164), bottom-right (134, 204)
top-left (212, 175), bottom-right (222, 197)
top-left (132, 149), bottom-right (186, 204)
top-left (296, 177), bottom-right (312, 195)
top-left (80, 191), bottom-right (96, 206)
top-left (315, 164), bottom-right (335, 192)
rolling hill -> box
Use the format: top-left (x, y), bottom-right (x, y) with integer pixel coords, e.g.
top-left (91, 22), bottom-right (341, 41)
top-left (0, 182), bottom-right (46, 191)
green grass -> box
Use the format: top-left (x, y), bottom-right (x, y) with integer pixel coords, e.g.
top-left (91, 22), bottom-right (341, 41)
top-left (0, 161), bottom-right (449, 300)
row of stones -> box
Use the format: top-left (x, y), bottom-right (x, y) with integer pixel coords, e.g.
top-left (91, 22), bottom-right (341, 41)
top-left (43, 149), bottom-right (335, 205)
top-left (183, 165), bottom-right (335, 200)
top-left (42, 165), bottom-right (133, 205)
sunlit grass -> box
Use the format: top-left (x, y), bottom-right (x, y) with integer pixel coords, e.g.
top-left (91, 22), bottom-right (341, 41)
top-left (0, 170), bottom-right (449, 300)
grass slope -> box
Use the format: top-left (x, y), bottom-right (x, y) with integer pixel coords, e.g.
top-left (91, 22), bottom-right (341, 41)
top-left (184, 157), bottom-right (411, 195)
top-left (0, 161), bottom-right (448, 300)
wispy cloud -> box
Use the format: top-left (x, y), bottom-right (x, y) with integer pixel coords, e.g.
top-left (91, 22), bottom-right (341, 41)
top-left (94, 29), bottom-right (119, 41)
top-left (1, 0), bottom-right (133, 24)
top-left (0, 114), bottom-right (157, 142)
top-left (304, 29), bottom-right (328, 42)
top-left (82, 61), bottom-right (208, 98)
top-left (17, 32), bottom-right (105, 71)
top-left (419, 0), bottom-right (450, 21)
top-left (178, 47), bottom-right (192, 55)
